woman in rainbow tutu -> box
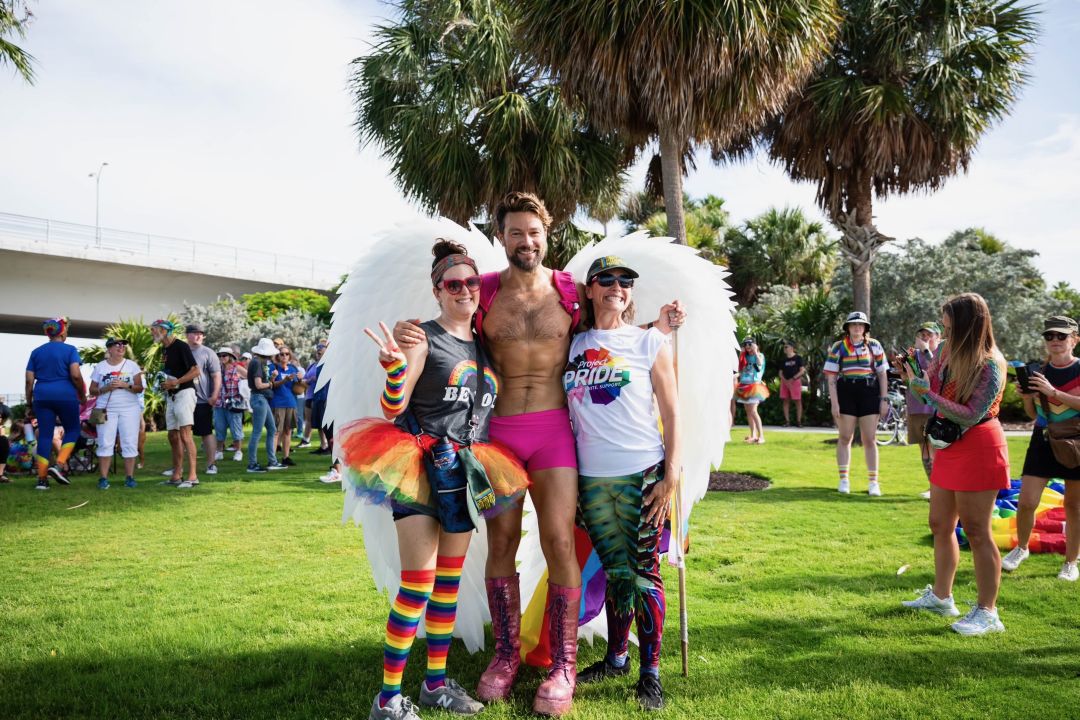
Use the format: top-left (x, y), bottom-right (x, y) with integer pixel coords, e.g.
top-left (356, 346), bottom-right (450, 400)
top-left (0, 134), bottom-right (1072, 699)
top-left (735, 336), bottom-right (769, 444)
top-left (339, 239), bottom-right (528, 720)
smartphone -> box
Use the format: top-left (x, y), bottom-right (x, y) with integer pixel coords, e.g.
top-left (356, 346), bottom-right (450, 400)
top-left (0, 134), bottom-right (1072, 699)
top-left (1015, 364), bottom-right (1030, 392)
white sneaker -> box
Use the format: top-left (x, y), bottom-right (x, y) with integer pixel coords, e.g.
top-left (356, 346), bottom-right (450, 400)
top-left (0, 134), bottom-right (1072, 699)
top-left (206, 464), bottom-right (218, 475)
top-left (920, 489), bottom-right (932, 500)
top-left (901, 585), bottom-right (961, 616)
top-left (837, 478), bottom-right (850, 494)
top-left (1001, 546), bottom-right (1029, 572)
top-left (1058, 561), bottom-right (1079, 582)
top-left (177, 480), bottom-right (195, 489)
top-left (951, 606), bottom-right (1005, 636)
top-left (161, 468), bottom-right (175, 476)
top-left (319, 469), bottom-right (341, 484)
top-left (868, 481), bottom-right (882, 497)
top-left (232, 449), bottom-right (243, 462)
top-left (214, 451), bottom-right (224, 461)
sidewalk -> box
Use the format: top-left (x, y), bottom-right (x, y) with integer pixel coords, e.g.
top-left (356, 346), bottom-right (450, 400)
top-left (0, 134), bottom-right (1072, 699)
top-left (738, 424), bottom-right (1032, 438)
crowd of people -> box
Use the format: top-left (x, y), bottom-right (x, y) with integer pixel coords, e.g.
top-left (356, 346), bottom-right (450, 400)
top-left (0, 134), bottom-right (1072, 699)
top-left (6, 191), bottom-right (1079, 719)
top-left (8, 318), bottom-right (338, 490)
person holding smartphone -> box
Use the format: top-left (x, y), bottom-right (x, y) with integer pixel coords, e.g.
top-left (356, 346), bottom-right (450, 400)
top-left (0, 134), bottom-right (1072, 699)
top-left (906, 322), bottom-right (942, 499)
top-left (1002, 315), bottom-right (1080, 582)
top-left (899, 293), bottom-right (1010, 635)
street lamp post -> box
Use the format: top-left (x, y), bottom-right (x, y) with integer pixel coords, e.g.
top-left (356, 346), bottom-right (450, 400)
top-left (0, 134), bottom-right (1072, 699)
top-left (89, 162), bottom-right (109, 247)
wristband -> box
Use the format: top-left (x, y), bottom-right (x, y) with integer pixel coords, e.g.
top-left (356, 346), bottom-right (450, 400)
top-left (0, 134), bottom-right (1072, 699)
top-left (380, 358), bottom-right (407, 414)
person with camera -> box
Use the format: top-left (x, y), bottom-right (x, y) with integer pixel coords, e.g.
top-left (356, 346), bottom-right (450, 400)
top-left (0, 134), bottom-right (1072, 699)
top-left (88, 338), bottom-right (144, 489)
top-left (899, 293), bottom-right (1010, 635)
top-left (269, 347), bottom-right (302, 467)
top-left (906, 322), bottom-right (943, 499)
top-left (213, 347), bottom-right (246, 464)
top-left (824, 312), bottom-right (889, 496)
top-left (1002, 315), bottom-right (1080, 582)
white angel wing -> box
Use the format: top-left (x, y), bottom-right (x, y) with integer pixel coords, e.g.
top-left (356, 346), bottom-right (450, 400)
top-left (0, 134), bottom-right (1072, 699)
top-left (563, 231), bottom-right (738, 520)
top-left (325, 216), bottom-right (508, 654)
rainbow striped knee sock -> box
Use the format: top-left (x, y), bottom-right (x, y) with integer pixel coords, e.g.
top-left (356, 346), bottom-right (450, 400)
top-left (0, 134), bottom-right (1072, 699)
top-left (380, 568), bottom-right (435, 707)
top-left (424, 555), bottom-right (465, 690)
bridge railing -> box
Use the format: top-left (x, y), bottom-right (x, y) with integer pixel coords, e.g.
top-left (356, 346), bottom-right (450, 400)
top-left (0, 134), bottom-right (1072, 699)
top-left (0, 211), bottom-right (347, 290)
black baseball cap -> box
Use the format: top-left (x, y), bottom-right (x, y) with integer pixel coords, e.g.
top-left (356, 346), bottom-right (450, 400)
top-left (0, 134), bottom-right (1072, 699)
top-left (185, 323), bottom-right (206, 334)
top-left (105, 337), bottom-right (128, 347)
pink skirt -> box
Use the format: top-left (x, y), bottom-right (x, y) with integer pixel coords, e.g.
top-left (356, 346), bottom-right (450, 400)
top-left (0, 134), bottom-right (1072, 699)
top-left (931, 418), bottom-right (1011, 492)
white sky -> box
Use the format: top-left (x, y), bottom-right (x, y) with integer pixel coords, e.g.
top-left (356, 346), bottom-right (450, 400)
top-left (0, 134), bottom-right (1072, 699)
top-left (2, 0), bottom-right (1078, 396)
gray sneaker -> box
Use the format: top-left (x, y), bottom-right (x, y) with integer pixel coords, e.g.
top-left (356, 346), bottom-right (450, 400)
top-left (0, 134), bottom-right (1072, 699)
top-left (368, 694), bottom-right (421, 720)
top-left (901, 585), bottom-right (961, 617)
top-left (419, 678), bottom-right (484, 715)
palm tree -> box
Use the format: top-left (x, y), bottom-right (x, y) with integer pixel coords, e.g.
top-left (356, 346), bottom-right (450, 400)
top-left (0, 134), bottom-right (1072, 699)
top-left (762, 0), bottom-right (1038, 315)
top-left (508, 0), bottom-right (840, 244)
top-left (723, 206), bottom-right (837, 305)
top-left (351, 0), bottom-right (630, 227)
top-left (1, 0), bottom-right (35, 83)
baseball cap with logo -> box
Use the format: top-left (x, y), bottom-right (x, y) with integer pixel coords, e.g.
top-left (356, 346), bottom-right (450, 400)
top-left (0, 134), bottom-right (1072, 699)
top-left (586, 255), bottom-right (640, 283)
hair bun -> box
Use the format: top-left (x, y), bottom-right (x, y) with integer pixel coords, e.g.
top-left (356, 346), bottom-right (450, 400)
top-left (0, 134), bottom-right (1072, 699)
top-left (431, 238), bottom-right (468, 266)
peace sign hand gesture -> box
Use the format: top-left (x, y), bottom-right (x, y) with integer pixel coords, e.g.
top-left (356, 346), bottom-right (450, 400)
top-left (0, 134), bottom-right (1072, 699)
top-left (364, 321), bottom-right (406, 367)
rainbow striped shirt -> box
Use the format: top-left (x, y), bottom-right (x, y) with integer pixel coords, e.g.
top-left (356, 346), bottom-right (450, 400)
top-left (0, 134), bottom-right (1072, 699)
top-left (824, 337), bottom-right (887, 378)
top-left (1034, 358), bottom-right (1080, 427)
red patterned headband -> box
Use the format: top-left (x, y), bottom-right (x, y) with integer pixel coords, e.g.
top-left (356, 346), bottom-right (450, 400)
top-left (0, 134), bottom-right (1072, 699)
top-left (431, 253), bottom-right (478, 285)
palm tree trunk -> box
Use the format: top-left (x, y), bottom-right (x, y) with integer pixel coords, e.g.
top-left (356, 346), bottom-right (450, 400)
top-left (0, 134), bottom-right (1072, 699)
top-left (847, 173), bottom-right (874, 316)
top-left (659, 126), bottom-right (688, 246)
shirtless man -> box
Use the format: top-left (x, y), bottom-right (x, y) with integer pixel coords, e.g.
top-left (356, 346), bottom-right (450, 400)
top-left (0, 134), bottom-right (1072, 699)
top-left (396, 192), bottom-right (684, 716)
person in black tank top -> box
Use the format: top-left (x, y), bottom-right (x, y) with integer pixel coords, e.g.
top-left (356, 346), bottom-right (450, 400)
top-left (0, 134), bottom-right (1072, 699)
top-left (337, 240), bottom-right (528, 718)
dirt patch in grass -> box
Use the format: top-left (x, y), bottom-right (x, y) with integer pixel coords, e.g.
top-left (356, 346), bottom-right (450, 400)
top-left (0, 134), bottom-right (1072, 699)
top-left (708, 471), bottom-right (771, 492)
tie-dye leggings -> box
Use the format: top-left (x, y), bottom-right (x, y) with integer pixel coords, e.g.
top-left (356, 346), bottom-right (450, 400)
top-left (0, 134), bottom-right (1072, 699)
top-left (578, 462), bottom-right (665, 672)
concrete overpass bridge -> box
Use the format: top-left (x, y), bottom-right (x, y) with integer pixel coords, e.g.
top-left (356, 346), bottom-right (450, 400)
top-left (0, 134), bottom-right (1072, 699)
top-left (0, 212), bottom-right (348, 337)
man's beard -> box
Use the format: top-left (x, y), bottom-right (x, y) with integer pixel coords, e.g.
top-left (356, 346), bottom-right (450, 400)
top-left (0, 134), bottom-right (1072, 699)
top-left (509, 247), bottom-right (544, 271)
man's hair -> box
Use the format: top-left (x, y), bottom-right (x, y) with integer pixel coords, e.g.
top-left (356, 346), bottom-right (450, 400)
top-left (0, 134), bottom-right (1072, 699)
top-left (495, 191), bottom-right (552, 234)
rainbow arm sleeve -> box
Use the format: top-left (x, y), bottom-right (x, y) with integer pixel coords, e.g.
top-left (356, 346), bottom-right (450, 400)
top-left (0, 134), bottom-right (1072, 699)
top-left (380, 358), bottom-right (408, 416)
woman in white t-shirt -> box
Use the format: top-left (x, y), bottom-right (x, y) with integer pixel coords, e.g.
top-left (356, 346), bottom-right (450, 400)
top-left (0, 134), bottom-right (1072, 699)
top-left (88, 338), bottom-right (144, 488)
top-left (563, 256), bottom-right (681, 711)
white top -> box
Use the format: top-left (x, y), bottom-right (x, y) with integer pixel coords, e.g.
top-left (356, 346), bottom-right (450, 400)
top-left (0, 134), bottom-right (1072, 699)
top-left (564, 325), bottom-right (667, 476)
top-left (90, 358), bottom-right (144, 413)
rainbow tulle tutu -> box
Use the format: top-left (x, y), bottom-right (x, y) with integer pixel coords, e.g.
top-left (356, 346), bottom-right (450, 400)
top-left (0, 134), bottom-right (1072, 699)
top-left (735, 381), bottom-right (769, 403)
top-left (338, 417), bottom-right (529, 516)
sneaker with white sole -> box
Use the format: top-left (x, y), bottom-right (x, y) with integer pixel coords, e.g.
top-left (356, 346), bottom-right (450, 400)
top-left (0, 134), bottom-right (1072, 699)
top-left (48, 466), bottom-right (70, 485)
top-left (368, 694), bottom-right (421, 720)
top-left (837, 478), bottom-right (850, 494)
top-left (951, 606), bottom-right (1005, 636)
top-left (418, 678), bottom-right (483, 715)
top-left (868, 481), bottom-right (882, 497)
top-left (901, 585), bottom-right (960, 616)
top-left (1058, 561), bottom-right (1079, 582)
top-left (35, 478), bottom-right (50, 490)
top-left (233, 450), bottom-right (243, 462)
top-left (319, 470), bottom-right (341, 484)
top-left (267, 461), bottom-right (287, 471)
top-left (206, 464), bottom-right (218, 475)
top-left (214, 451), bottom-right (224, 461)
top-left (920, 489), bottom-right (932, 500)
top-left (1001, 546), bottom-right (1029, 572)
top-left (161, 468), bottom-right (175, 476)
top-left (98, 478), bottom-right (110, 490)
top-left (177, 480), bottom-right (195, 489)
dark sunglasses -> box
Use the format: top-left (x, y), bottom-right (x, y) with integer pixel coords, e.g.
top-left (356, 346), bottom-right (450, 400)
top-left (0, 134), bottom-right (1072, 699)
top-left (438, 276), bottom-right (482, 295)
top-left (1043, 331), bottom-right (1070, 342)
top-left (591, 273), bottom-right (634, 289)
top-left (742, 342), bottom-right (754, 347)
top-left (110, 341), bottom-right (128, 347)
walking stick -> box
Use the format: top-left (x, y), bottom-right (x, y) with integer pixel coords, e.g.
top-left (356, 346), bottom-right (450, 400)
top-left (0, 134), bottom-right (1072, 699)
top-left (671, 325), bottom-right (690, 677)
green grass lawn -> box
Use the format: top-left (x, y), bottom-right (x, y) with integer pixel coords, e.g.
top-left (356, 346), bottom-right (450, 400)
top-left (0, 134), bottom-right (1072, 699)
top-left (1, 430), bottom-right (1076, 719)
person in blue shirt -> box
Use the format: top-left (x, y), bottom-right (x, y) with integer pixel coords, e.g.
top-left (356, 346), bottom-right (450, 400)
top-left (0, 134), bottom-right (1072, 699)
top-left (24, 318), bottom-right (87, 490)
top-left (269, 347), bottom-right (302, 467)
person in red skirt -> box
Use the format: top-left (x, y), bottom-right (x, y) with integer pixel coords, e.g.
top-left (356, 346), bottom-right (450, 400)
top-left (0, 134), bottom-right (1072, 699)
top-left (899, 293), bottom-right (1010, 635)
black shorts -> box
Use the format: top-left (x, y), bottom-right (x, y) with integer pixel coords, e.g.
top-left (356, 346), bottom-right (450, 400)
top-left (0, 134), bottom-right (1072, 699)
top-left (305, 398), bottom-right (313, 410)
top-left (837, 379), bottom-right (881, 418)
top-left (1021, 427), bottom-right (1080, 480)
top-left (310, 399), bottom-right (327, 431)
top-left (193, 403), bottom-right (214, 437)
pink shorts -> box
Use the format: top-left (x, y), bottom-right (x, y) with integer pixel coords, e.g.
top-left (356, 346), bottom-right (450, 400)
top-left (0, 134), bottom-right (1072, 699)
top-left (780, 377), bottom-right (803, 400)
top-left (489, 407), bottom-right (578, 472)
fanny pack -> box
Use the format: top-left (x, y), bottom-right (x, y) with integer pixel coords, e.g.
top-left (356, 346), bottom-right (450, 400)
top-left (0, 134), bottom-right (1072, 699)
top-left (925, 413), bottom-right (990, 449)
top-left (1041, 391), bottom-right (1080, 468)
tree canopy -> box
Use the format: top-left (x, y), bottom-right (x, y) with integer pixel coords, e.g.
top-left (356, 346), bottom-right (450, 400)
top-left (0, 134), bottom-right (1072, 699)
top-left (0, 0), bottom-right (35, 83)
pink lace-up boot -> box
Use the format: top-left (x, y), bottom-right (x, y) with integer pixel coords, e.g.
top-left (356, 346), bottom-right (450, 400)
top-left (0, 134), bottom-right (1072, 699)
top-left (476, 574), bottom-right (521, 702)
top-left (532, 582), bottom-right (581, 716)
